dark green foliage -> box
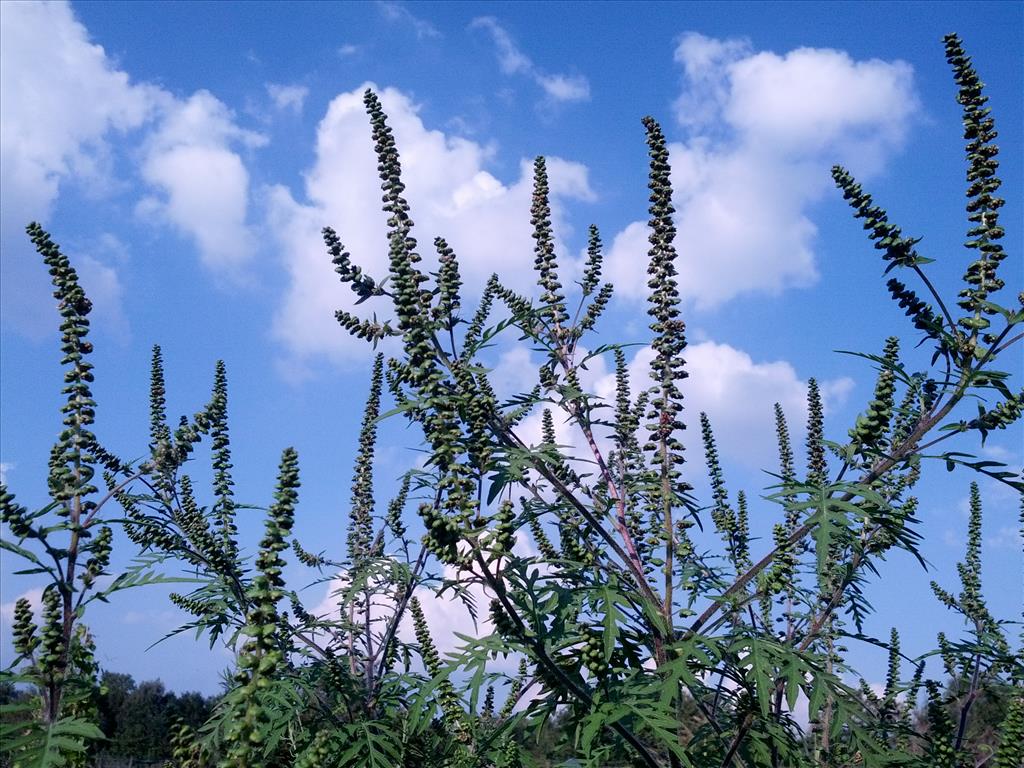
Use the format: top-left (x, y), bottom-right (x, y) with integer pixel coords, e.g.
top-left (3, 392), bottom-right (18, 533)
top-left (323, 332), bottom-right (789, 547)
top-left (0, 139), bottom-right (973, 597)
top-left (994, 695), bottom-right (1024, 768)
top-left (316, 34), bottom-right (1020, 768)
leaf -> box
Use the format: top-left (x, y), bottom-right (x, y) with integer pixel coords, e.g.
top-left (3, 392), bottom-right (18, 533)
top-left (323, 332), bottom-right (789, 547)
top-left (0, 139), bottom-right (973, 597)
top-left (588, 583), bottom-right (627, 662)
top-left (578, 701), bottom-right (628, 755)
top-left (0, 538), bottom-right (46, 568)
top-left (0, 716), bottom-right (105, 768)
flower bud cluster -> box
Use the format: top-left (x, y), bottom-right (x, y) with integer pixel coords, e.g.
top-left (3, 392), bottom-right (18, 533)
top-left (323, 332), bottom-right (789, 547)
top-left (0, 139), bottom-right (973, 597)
top-left (411, 596), bottom-right (467, 741)
top-left (528, 514), bottom-right (558, 561)
top-left (39, 588), bottom-right (67, 679)
top-left (531, 157), bottom-right (569, 340)
top-left (831, 168), bottom-right (922, 269)
top-left (491, 499), bottom-right (516, 556)
top-left (995, 696), bottom-right (1024, 768)
top-left (498, 659), bottom-right (528, 719)
top-left (490, 599), bottom-right (517, 639)
top-left (420, 502), bottom-right (466, 564)
top-left (169, 592), bottom-right (214, 617)
top-left (849, 337), bottom-right (899, 452)
top-left (13, 597), bottom-right (39, 657)
top-left (224, 448), bottom-right (299, 762)
top-left (501, 736), bottom-right (523, 768)
top-left (581, 627), bottom-right (606, 679)
top-left (1, 485), bottom-right (32, 539)
top-left (81, 525), bottom-right (112, 588)
top-left (295, 730), bottom-right (332, 768)
top-left (169, 718), bottom-right (205, 768)
top-left (28, 223), bottom-right (101, 504)
top-left (944, 34), bottom-right (1007, 324)
top-left (924, 681), bottom-right (959, 768)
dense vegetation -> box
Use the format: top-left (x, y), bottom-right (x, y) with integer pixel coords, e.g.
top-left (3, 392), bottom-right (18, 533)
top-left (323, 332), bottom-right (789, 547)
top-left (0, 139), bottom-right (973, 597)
top-left (2, 675), bottom-right (214, 762)
top-left (1, 33), bottom-right (1021, 768)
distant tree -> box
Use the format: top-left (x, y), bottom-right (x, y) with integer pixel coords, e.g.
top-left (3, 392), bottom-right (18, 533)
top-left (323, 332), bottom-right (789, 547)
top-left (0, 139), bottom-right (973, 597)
top-left (111, 680), bottom-right (171, 758)
top-left (97, 672), bottom-right (136, 741)
top-left (91, 672), bottom-right (215, 760)
top-left (167, 690), bottom-right (214, 733)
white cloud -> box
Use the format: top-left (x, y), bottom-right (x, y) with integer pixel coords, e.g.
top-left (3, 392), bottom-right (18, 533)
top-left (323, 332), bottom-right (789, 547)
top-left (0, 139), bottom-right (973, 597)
top-left (0, 1), bottom-right (156, 227)
top-left (606, 33), bottom-right (917, 308)
top-left (267, 84), bottom-right (595, 366)
top-left (471, 17), bottom-right (531, 75)
top-left (0, 1), bottom-right (265, 337)
top-left (681, 341), bottom-right (853, 468)
top-left (0, 0), bottom-right (155, 337)
top-left (138, 91), bottom-right (266, 273)
top-left (985, 525), bottom-right (1022, 551)
top-left (980, 443), bottom-right (1021, 466)
top-left (0, 463), bottom-right (11, 484)
top-left (471, 17), bottom-right (591, 104)
top-left (535, 73), bottom-right (591, 103)
top-left (0, 586), bottom-right (46, 624)
top-left (672, 33), bottom-right (750, 130)
top-left (266, 83), bottom-right (310, 113)
top-left (378, 1), bottom-right (440, 39)
top-left (586, 342), bottom-right (852, 470)
top-left (337, 43), bottom-right (361, 58)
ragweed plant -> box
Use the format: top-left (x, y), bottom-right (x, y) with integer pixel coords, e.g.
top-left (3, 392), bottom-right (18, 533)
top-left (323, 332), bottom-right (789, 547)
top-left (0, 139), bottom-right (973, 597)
top-left (112, 346), bottom-right (525, 764)
top-left (317, 33), bottom-right (1021, 768)
top-left (3, 31), bottom-right (1020, 768)
top-left (0, 226), bottom-right (174, 766)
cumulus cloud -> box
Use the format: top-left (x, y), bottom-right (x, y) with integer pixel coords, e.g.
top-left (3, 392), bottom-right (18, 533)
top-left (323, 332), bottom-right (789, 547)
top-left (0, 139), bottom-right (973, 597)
top-left (985, 525), bottom-right (1023, 551)
top-left (605, 33), bottom-right (918, 308)
top-left (78, 254), bottom-right (129, 340)
top-left (0, 462), bottom-right (11, 484)
top-left (266, 83), bottom-right (310, 114)
top-left (267, 84), bottom-right (595, 367)
top-left (0, 1), bottom-right (265, 336)
top-left (676, 341), bottom-right (852, 467)
top-left (471, 17), bottom-right (590, 104)
top-left (0, 1), bottom-right (154, 336)
top-left (0, 1), bottom-right (156, 226)
top-left (138, 91), bottom-right (266, 273)
top-left (491, 340), bottom-right (852, 472)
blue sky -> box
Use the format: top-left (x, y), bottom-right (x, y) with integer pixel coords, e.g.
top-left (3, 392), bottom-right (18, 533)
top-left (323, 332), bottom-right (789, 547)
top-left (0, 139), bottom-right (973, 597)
top-left (1, 1), bottom-right (1021, 698)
